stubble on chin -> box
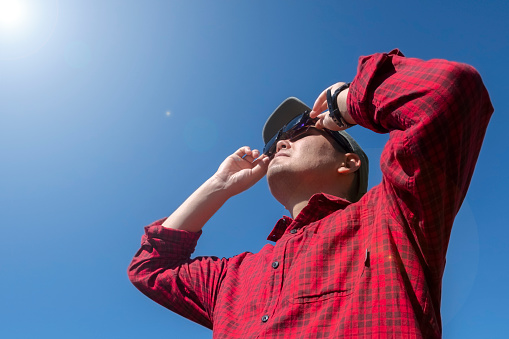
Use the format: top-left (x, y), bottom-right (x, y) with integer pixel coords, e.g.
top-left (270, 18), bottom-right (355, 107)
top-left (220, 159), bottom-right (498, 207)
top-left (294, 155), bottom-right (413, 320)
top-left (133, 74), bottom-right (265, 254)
top-left (266, 158), bottom-right (289, 184)
top-left (266, 161), bottom-right (297, 202)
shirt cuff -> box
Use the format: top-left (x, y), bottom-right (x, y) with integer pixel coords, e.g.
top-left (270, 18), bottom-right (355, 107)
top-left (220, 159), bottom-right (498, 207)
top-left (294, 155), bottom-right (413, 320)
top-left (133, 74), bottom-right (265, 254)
top-left (347, 49), bottom-right (404, 133)
top-left (142, 218), bottom-right (202, 257)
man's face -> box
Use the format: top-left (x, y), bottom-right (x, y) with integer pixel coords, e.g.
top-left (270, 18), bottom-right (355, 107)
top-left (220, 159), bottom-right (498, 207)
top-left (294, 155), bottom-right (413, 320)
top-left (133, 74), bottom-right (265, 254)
top-left (266, 128), bottom-right (344, 188)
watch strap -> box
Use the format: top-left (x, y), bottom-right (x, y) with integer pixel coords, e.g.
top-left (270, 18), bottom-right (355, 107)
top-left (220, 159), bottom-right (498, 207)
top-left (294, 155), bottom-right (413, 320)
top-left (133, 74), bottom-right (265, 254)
top-left (327, 83), bottom-right (355, 129)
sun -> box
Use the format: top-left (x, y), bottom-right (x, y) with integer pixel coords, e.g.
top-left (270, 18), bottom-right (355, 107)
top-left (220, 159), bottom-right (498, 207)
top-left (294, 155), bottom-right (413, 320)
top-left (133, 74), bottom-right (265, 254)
top-left (0, 0), bottom-right (29, 30)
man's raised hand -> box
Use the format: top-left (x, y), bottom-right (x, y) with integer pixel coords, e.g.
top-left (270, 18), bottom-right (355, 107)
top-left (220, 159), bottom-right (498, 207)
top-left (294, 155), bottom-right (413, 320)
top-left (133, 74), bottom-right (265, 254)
top-left (309, 82), bottom-right (355, 131)
top-left (213, 146), bottom-right (270, 197)
top-left (162, 147), bottom-right (269, 231)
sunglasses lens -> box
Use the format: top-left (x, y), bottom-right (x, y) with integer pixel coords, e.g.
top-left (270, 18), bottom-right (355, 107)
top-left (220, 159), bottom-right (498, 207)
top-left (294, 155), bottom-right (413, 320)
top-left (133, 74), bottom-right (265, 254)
top-left (263, 111), bottom-right (315, 157)
top-left (263, 132), bottom-right (279, 156)
top-left (282, 114), bottom-right (306, 134)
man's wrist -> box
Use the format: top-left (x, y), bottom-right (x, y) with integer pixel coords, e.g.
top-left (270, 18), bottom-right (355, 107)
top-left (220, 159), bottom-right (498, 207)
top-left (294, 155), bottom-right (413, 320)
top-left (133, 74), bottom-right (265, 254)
top-left (207, 175), bottom-right (236, 198)
top-left (328, 84), bottom-right (356, 128)
top-left (337, 88), bottom-right (356, 125)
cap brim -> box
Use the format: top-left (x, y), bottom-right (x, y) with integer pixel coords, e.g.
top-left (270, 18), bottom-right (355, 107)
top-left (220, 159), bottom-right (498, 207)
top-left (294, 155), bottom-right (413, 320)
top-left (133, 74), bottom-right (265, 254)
top-left (262, 97), bottom-right (311, 144)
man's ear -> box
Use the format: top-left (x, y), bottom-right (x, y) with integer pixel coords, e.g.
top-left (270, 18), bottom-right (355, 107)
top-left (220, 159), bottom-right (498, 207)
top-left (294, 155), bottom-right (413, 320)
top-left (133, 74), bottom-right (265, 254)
top-left (337, 153), bottom-right (361, 175)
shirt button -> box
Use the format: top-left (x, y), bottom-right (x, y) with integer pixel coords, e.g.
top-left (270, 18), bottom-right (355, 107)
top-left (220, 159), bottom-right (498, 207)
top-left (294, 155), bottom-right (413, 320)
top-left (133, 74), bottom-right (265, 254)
top-left (262, 315), bottom-right (269, 322)
top-left (290, 229), bottom-right (297, 234)
top-left (271, 261), bottom-right (279, 269)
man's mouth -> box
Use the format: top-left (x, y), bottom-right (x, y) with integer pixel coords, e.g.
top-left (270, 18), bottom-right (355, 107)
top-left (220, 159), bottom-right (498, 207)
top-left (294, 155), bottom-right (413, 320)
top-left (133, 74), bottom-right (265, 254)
top-left (273, 152), bottom-right (289, 158)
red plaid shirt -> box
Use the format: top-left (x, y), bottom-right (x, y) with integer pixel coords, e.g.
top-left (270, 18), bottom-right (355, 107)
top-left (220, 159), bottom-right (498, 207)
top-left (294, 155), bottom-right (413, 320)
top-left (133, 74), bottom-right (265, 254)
top-left (128, 50), bottom-right (493, 338)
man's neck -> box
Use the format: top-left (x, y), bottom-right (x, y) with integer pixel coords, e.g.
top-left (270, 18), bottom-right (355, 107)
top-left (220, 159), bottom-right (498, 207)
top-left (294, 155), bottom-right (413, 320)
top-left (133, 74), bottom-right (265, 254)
top-left (289, 199), bottom-right (311, 219)
top-left (270, 176), bottom-right (352, 219)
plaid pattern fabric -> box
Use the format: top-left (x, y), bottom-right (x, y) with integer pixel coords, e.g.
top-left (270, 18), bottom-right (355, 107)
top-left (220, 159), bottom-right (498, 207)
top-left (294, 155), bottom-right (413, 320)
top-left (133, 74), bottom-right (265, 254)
top-left (128, 50), bottom-right (493, 338)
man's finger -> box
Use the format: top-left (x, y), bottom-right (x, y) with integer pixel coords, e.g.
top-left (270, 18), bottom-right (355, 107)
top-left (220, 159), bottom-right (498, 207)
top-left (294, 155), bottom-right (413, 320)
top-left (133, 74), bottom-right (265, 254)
top-left (234, 146), bottom-right (252, 158)
top-left (243, 154), bottom-right (255, 163)
top-left (313, 112), bottom-right (327, 129)
top-left (251, 155), bottom-right (270, 178)
top-left (310, 90), bottom-right (329, 118)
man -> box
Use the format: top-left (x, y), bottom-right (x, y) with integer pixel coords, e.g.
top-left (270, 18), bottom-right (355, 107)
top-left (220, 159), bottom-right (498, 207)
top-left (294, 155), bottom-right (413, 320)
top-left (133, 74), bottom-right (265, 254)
top-left (128, 50), bottom-right (493, 338)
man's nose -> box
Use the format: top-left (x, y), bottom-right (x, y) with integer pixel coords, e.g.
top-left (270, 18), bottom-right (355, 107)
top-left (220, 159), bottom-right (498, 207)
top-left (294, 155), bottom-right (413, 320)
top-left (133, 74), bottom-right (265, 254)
top-left (276, 139), bottom-right (290, 153)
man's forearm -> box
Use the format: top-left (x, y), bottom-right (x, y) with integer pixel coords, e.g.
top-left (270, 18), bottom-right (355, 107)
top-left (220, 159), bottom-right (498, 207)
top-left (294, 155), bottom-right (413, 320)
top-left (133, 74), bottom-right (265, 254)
top-left (162, 176), bottom-right (231, 232)
top-left (162, 147), bottom-right (269, 232)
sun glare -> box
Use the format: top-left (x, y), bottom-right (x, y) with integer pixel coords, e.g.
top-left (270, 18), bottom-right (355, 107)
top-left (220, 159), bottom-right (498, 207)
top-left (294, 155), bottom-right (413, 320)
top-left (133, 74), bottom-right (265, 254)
top-left (0, 0), bottom-right (28, 30)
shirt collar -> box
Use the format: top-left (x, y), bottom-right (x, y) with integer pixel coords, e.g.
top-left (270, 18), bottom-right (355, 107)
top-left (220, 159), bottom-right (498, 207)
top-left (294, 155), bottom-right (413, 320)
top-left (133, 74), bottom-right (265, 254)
top-left (267, 193), bottom-right (351, 242)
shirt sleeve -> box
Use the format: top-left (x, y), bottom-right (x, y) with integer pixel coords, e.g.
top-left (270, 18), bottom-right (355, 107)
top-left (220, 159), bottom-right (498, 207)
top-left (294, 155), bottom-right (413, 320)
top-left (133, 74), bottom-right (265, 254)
top-left (347, 49), bottom-right (493, 275)
top-left (127, 219), bottom-right (227, 329)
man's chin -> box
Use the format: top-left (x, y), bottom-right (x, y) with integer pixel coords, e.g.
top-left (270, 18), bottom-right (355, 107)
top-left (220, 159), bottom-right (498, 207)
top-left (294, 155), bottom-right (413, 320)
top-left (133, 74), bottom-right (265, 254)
top-left (267, 161), bottom-right (285, 176)
top-left (267, 165), bottom-right (295, 187)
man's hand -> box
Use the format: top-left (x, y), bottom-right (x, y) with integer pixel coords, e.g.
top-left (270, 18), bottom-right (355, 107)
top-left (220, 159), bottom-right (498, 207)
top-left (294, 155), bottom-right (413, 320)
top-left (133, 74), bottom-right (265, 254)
top-left (213, 147), bottom-right (270, 197)
top-left (309, 82), bottom-right (356, 131)
top-left (162, 147), bottom-right (269, 231)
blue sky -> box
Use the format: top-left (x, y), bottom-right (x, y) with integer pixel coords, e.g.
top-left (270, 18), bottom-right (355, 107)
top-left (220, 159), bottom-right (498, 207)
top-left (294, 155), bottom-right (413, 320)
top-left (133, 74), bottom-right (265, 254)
top-left (0, 1), bottom-right (507, 338)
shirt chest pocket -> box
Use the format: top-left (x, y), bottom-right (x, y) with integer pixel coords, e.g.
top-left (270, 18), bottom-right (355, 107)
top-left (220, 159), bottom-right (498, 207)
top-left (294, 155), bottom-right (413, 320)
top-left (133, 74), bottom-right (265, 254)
top-left (286, 235), bottom-right (365, 304)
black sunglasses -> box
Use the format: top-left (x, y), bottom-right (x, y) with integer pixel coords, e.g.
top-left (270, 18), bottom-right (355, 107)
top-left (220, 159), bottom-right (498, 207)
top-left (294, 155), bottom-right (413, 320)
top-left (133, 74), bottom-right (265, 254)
top-left (263, 111), bottom-right (353, 157)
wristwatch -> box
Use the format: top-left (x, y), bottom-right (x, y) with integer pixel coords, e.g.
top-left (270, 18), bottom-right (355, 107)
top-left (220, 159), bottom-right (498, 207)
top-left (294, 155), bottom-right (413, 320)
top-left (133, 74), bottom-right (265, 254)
top-left (327, 83), bottom-right (355, 129)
